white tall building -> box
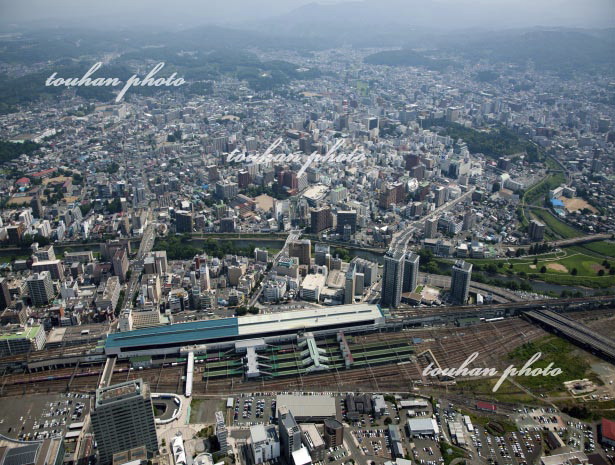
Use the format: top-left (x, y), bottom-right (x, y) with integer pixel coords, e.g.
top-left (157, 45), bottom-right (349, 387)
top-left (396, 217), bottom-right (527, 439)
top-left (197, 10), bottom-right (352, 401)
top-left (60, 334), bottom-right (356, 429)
top-left (200, 263), bottom-right (211, 291)
top-left (215, 411), bottom-right (228, 454)
top-left (96, 276), bottom-right (121, 313)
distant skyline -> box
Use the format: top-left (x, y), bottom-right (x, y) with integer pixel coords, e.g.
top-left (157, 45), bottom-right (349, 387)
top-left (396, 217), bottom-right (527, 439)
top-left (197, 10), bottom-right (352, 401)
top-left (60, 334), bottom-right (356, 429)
top-left (0, 0), bottom-right (613, 30)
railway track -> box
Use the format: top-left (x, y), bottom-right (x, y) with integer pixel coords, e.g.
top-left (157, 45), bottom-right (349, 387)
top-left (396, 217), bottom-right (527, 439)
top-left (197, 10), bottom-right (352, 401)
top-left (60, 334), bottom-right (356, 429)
top-left (0, 312), bottom-right (604, 397)
top-left (388, 294), bottom-right (615, 319)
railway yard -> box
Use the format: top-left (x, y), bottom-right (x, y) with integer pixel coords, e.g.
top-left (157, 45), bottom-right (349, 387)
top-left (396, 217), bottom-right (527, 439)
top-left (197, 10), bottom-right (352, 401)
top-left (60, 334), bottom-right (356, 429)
top-left (1, 304), bottom-right (615, 399)
top-left (0, 317), bottom-right (548, 396)
top-left (0, 308), bottom-right (614, 465)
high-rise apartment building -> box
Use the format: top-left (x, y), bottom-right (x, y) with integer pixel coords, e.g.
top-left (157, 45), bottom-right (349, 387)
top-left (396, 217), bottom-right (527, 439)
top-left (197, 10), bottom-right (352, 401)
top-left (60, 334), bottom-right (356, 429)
top-left (381, 249), bottom-right (405, 308)
top-left (336, 210), bottom-right (357, 234)
top-left (112, 249), bottom-right (129, 283)
top-left (528, 219), bottom-right (545, 242)
top-left (175, 210), bottom-right (194, 233)
top-left (424, 217), bottom-right (438, 239)
top-left (402, 252), bottom-right (420, 293)
top-left (310, 207), bottom-right (333, 234)
top-left (289, 240), bottom-right (311, 266)
top-left (215, 180), bottom-right (239, 200)
top-left (344, 264), bottom-right (356, 304)
top-left (27, 271), bottom-right (55, 306)
top-left (451, 260), bottom-right (472, 305)
top-left (238, 170), bottom-right (251, 189)
top-left (323, 419), bottom-right (344, 448)
top-left (462, 210), bottom-right (475, 231)
top-left (314, 243), bottom-right (331, 267)
top-left (0, 277), bottom-right (11, 310)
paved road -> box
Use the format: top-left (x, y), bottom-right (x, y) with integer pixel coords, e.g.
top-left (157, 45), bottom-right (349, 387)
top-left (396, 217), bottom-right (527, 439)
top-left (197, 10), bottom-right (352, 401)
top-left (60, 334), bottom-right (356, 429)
top-left (343, 426), bottom-right (368, 465)
top-left (124, 222), bottom-right (156, 310)
top-left (391, 188), bottom-right (476, 251)
top-left (512, 233), bottom-right (611, 250)
top-left (248, 229), bottom-right (302, 307)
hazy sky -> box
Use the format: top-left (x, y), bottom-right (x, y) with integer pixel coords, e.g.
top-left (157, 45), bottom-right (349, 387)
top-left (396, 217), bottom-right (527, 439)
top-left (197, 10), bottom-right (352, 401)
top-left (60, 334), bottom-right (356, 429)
top-left (2, 0), bottom-right (317, 26)
top-left (0, 0), bottom-right (613, 29)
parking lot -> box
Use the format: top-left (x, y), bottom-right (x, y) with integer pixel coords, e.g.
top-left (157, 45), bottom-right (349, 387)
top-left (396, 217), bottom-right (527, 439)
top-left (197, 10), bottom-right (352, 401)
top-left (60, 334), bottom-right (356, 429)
top-left (411, 438), bottom-right (443, 465)
top-left (323, 444), bottom-right (351, 465)
top-left (514, 407), bottom-right (597, 454)
top-left (343, 396), bottom-right (446, 465)
top-left (564, 420), bottom-right (596, 454)
top-left (225, 393), bottom-right (607, 465)
top-left (353, 428), bottom-right (392, 459)
top-left (471, 426), bottom-right (542, 465)
top-left (231, 394), bottom-right (277, 426)
top-left (0, 392), bottom-right (91, 442)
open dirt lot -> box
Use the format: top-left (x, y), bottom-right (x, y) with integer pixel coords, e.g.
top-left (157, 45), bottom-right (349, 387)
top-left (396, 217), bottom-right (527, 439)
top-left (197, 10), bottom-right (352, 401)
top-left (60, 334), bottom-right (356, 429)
top-left (560, 197), bottom-right (598, 213)
top-left (547, 263), bottom-right (568, 272)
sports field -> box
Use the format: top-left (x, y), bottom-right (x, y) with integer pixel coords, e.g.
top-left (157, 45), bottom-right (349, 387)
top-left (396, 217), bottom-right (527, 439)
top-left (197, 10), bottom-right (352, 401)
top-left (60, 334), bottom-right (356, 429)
top-left (470, 246), bottom-right (615, 288)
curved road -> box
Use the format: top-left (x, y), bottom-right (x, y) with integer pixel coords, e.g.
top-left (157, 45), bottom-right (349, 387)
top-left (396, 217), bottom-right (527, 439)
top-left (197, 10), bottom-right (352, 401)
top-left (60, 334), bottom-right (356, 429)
top-left (511, 233), bottom-right (611, 250)
top-left (418, 272), bottom-right (523, 302)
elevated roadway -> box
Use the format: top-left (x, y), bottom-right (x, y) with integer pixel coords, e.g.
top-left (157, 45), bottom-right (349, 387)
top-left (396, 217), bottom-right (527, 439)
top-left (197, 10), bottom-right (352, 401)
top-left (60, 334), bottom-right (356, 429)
top-left (525, 309), bottom-right (615, 362)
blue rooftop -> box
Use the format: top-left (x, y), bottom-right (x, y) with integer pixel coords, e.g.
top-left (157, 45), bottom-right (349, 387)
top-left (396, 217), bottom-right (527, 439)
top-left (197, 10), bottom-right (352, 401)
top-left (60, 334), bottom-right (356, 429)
top-left (105, 318), bottom-right (239, 349)
top-left (550, 198), bottom-right (564, 207)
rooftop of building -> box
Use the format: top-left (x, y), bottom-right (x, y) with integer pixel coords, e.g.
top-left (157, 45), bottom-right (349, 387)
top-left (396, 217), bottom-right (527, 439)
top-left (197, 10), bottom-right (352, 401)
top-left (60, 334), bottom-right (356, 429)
top-left (105, 317), bottom-right (240, 349)
top-left (324, 418), bottom-right (343, 429)
top-left (250, 424), bottom-right (278, 444)
top-left (105, 304), bottom-right (382, 351)
top-left (276, 394), bottom-right (336, 420)
top-left (453, 260), bottom-right (473, 271)
top-left (238, 304), bottom-right (383, 337)
top-left (602, 418), bottom-right (615, 441)
top-left (26, 272), bottom-right (51, 281)
top-left (540, 451), bottom-right (588, 465)
top-left (0, 325), bottom-right (42, 341)
top-left (96, 379), bottom-right (145, 406)
top-left (292, 447), bottom-right (312, 465)
top-left (301, 274), bottom-right (326, 290)
top-left (300, 424), bottom-right (324, 449)
top-left (0, 437), bottom-right (64, 465)
top-left (112, 446), bottom-right (148, 465)
top-left (407, 417), bottom-right (439, 431)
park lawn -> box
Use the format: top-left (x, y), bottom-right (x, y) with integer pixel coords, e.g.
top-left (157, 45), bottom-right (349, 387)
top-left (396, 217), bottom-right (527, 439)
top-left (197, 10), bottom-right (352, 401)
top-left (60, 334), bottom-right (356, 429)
top-left (531, 209), bottom-right (584, 239)
top-left (531, 273), bottom-right (615, 288)
top-left (575, 240), bottom-right (615, 258)
top-left (469, 248), bottom-right (615, 288)
top-left (512, 253), bottom-right (608, 276)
